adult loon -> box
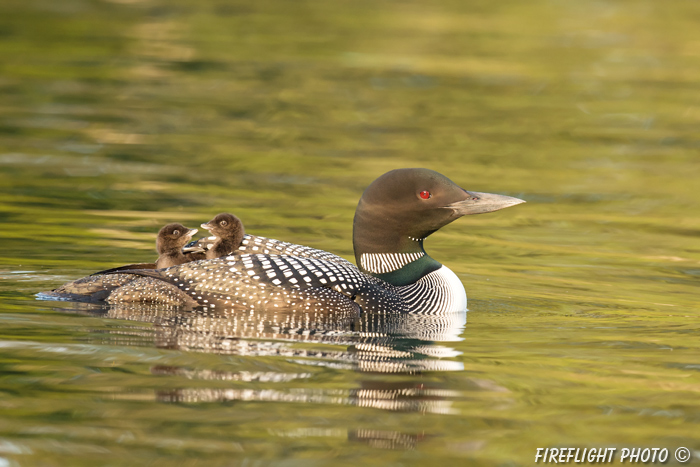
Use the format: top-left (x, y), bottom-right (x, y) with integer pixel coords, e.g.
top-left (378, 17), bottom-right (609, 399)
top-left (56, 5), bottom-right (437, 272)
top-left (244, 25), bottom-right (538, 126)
top-left (43, 169), bottom-right (524, 314)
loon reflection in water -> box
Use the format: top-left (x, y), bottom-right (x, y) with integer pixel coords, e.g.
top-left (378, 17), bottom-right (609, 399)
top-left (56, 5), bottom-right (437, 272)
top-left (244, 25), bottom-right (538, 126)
top-left (63, 301), bottom-right (466, 370)
top-left (48, 303), bottom-right (501, 452)
top-left (52, 300), bottom-right (482, 414)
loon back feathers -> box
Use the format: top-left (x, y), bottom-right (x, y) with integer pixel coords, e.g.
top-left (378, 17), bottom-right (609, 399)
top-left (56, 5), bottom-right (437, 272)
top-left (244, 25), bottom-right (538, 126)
top-left (105, 250), bottom-right (467, 314)
top-left (108, 254), bottom-right (399, 313)
top-left (45, 169), bottom-right (525, 314)
top-left (191, 232), bottom-right (351, 266)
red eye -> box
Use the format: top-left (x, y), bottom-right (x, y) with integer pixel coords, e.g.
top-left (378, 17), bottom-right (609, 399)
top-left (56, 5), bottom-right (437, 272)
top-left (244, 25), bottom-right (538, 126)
top-left (419, 190), bottom-right (431, 200)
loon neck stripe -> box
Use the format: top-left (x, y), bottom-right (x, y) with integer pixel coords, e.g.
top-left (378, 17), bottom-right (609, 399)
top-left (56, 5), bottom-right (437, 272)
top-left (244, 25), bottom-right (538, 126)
top-left (372, 254), bottom-right (442, 287)
top-left (360, 252), bottom-right (425, 274)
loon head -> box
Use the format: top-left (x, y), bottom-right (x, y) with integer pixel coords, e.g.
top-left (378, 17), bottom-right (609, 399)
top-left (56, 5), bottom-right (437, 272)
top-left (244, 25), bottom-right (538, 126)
top-left (201, 213), bottom-right (245, 243)
top-left (156, 223), bottom-right (198, 255)
top-left (352, 168), bottom-right (525, 284)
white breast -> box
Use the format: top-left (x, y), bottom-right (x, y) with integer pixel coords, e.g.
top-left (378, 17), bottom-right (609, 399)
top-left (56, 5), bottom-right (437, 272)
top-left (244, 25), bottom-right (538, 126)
top-left (397, 265), bottom-right (467, 314)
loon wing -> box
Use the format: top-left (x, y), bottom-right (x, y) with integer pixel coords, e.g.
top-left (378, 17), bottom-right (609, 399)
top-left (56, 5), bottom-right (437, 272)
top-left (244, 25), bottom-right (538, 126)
top-left (188, 234), bottom-right (352, 265)
top-left (96, 254), bottom-right (404, 313)
top-left (90, 263), bottom-right (157, 275)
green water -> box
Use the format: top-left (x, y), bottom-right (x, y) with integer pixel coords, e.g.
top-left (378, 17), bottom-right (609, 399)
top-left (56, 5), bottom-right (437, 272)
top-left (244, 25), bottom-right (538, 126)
top-left (1, 0), bottom-right (699, 465)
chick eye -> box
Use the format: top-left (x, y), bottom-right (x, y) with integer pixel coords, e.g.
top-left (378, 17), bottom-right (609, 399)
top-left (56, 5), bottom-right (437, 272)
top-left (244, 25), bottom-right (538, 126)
top-left (220, 220), bottom-right (228, 226)
top-left (173, 229), bottom-right (180, 235)
top-left (419, 190), bottom-right (431, 200)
